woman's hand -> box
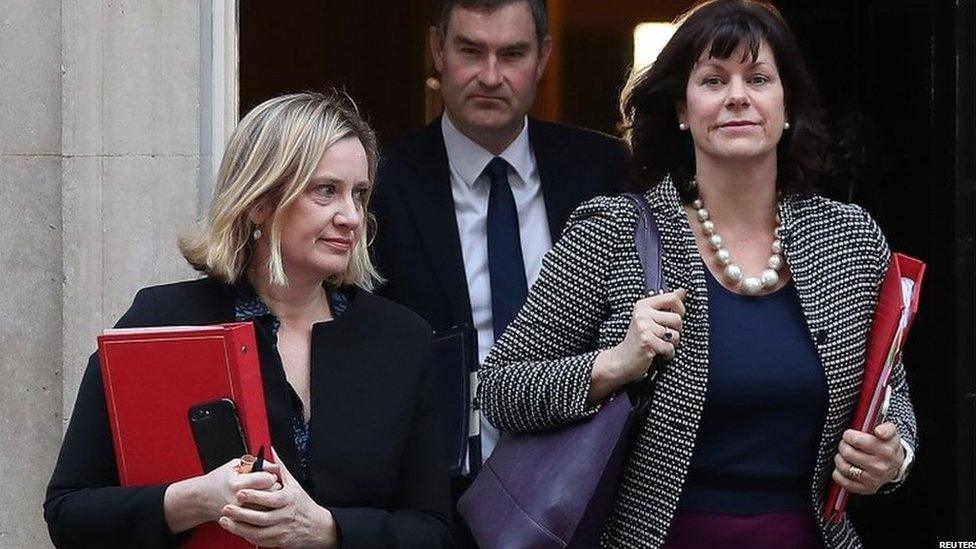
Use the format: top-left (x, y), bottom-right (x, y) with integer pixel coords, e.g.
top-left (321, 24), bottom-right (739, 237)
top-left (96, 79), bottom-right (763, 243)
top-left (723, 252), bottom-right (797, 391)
top-left (831, 422), bottom-right (905, 495)
top-left (219, 448), bottom-right (338, 549)
top-left (589, 289), bottom-right (687, 403)
top-left (163, 459), bottom-right (280, 533)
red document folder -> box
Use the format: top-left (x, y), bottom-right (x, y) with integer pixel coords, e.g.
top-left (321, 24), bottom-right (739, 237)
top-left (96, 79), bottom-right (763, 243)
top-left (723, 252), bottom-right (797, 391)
top-left (823, 253), bottom-right (926, 523)
top-left (98, 322), bottom-right (272, 548)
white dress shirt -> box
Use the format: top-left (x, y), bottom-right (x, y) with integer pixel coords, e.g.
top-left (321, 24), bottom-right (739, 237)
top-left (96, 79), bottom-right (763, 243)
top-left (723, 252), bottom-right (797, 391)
top-left (442, 113), bottom-right (552, 470)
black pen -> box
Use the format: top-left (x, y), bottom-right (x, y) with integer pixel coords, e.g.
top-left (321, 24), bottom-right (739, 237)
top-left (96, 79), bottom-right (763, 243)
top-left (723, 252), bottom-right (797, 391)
top-left (253, 445), bottom-right (265, 473)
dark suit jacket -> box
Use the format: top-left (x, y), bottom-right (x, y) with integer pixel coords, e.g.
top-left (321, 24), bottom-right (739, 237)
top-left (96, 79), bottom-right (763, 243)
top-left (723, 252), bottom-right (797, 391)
top-left (44, 277), bottom-right (452, 549)
top-left (371, 117), bottom-right (629, 335)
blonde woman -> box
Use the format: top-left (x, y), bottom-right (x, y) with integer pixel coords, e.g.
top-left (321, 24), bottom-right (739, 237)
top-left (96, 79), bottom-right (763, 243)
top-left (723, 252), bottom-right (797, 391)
top-left (44, 92), bottom-right (452, 549)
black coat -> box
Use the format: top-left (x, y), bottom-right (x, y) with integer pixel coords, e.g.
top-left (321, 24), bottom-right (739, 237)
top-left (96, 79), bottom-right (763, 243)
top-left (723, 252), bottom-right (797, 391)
top-left (371, 117), bottom-right (629, 334)
top-left (44, 277), bottom-right (453, 549)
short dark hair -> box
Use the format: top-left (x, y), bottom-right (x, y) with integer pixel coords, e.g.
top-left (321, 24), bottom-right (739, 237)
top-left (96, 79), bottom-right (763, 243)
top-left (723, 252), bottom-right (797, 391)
top-left (620, 0), bottom-right (830, 201)
top-left (436, 0), bottom-right (549, 45)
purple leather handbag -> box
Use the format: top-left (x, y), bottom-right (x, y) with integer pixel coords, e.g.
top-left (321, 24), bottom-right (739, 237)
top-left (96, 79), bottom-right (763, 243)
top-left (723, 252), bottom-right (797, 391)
top-left (458, 194), bottom-right (667, 548)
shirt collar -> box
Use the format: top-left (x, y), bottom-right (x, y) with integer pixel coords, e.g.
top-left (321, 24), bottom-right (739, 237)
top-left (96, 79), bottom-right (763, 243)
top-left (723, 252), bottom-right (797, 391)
top-left (232, 278), bottom-right (350, 326)
top-left (233, 277), bottom-right (273, 320)
top-left (441, 112), bottom-right (535, 188)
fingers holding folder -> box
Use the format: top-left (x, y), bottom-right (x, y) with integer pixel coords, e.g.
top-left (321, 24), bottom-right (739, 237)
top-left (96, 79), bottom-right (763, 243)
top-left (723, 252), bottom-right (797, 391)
top-left (830, 423), bottom-right (906, 495)
top-left (163, 456), bottom-right (279, 535)
top-left (202, 458), bottom-right (280, 519)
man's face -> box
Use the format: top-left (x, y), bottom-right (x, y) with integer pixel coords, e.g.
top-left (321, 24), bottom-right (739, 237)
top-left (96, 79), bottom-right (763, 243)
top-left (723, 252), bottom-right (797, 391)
top-left (431, 2), bottom-right (552, 149)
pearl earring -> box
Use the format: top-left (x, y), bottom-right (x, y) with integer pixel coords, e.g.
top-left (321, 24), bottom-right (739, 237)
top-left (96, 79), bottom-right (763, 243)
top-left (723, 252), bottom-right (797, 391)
top-left (678, 122), bottom-right (688, 131)
top-left (253, 228), bottom-right (262, 240)
top-left (784, 121), bottom-right (791, 130)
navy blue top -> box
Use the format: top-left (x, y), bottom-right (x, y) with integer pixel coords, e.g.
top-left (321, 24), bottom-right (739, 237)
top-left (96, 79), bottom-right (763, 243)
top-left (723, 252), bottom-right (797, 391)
top-left (233, 280), bottom-right (350, 481)
top-left (677, 268), bottom-right (827, 514)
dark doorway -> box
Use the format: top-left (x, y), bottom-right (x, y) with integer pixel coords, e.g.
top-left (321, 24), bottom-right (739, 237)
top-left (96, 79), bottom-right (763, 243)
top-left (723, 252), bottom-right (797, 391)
top-left (239, 1), bottom-right (439, 145)
top-left (780, 1), bottom-right (974, 545)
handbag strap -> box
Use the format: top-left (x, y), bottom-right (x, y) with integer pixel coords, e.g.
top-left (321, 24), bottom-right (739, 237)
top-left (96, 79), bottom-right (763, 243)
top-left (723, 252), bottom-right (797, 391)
top-left (621, 193), bottom-right (669, 294)
top-left (621, 193), bottom-right (671, 394)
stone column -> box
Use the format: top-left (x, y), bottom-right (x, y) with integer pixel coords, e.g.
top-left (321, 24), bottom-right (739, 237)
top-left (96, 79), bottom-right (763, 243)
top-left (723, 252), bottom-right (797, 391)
top-left (0, 1), bottom-right (65, 545)
top-left (1, 1), bottom-right (214, 545)
top-left (60, 0), bottom-right (203, 422)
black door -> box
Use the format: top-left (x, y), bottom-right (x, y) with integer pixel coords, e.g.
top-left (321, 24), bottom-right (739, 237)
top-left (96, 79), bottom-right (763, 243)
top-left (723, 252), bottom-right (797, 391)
top-left (781, 0), bottom-right (975, 544)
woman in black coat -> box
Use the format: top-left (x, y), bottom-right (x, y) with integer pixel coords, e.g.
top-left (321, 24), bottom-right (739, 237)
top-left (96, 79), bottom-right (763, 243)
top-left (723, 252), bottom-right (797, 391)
top-left (44, 91), bottom-right (453, 549)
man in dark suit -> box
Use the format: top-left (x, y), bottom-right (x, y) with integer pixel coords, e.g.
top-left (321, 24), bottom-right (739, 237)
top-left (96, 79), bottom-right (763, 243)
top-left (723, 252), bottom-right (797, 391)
top-left (371, 0), bottom-right (628, 508)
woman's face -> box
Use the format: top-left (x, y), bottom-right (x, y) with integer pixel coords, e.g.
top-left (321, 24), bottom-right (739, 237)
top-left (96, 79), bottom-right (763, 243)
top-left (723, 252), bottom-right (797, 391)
top-left (276, 136), bottom-right (370, 281)
top-left (679, 40), bottom-right (786, 165)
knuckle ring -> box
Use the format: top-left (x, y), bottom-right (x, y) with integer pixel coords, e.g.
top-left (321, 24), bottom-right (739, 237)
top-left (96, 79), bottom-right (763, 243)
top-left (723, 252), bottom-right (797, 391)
top-left (234, 454), bottom-right (257, 475)
top-left (845, 464), bottom-right (864, 481)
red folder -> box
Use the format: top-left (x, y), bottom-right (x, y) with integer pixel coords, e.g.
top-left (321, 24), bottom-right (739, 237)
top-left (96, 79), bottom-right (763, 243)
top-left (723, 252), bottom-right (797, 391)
top-left (823, 253), bottom-right (926, 523)
top-left (98, 322), bottom-right (273, 548)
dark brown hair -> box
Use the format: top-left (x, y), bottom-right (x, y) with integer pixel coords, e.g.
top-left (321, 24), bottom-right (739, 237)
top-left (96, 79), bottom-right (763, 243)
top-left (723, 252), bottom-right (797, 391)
top-left (620, 0), bottom-right (830, 201)
top-left (436, 0), bottom-right (548, 45)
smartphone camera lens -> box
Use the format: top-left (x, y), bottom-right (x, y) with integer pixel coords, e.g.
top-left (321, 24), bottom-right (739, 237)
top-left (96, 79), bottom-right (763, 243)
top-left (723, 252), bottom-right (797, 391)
top-left (190, 408), bottom-right (211, 421)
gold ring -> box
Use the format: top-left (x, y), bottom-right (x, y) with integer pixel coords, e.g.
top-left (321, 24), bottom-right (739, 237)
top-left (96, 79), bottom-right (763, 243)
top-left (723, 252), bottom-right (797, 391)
top-left (234, 454), bottom-right (257, 474)
top-left (846, 464), bottom-right (864, 481)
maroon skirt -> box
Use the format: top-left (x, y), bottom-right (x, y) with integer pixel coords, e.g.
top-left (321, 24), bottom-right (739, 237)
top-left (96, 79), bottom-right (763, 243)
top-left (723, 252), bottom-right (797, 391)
top-left (664, 510), bottom-right (823, 549)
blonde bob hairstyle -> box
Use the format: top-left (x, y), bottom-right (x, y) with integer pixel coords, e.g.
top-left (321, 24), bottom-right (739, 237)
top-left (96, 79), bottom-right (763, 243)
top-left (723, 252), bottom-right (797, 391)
top-left (180, 91), bottom-right (382, 290)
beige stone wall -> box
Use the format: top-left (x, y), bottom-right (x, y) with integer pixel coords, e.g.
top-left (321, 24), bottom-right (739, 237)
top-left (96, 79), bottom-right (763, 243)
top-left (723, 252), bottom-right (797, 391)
top-left (0, 2), bottom-right (212, 545)
top-left (0, 1), bottom-right (66, 545)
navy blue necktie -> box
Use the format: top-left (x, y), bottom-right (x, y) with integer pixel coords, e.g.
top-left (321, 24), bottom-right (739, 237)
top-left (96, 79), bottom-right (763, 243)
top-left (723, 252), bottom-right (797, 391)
top-left (484, 157), bottom-right (528, 341)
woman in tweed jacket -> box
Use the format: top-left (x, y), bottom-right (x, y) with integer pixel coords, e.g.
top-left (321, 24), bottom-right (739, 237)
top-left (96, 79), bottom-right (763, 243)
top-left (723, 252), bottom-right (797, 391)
top-left (477, 1), bottom-right (917, 547)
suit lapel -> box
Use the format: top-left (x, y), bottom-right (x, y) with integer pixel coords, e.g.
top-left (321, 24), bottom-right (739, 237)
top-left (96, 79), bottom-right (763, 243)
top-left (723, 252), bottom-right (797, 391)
top-left (529, 119), bottom-right (576, 239)
top-left (779, 198), bottom-right (834, 377)
top-left (250, 319), bottom-right (303, 473)
top-left (778, 197), bottom-right (851, 494)
top-left (397, 119), bottom-right (473, 328)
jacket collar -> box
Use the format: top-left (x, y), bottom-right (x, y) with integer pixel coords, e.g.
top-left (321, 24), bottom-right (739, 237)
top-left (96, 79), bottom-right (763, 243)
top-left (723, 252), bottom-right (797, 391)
top-left (393, 118), bottom-right (474, 328)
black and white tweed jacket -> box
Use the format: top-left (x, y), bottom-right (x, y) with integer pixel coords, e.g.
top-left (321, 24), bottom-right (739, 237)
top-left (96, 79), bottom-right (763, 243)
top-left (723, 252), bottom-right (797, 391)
top-left (478, 179), bottom-right (917, 548)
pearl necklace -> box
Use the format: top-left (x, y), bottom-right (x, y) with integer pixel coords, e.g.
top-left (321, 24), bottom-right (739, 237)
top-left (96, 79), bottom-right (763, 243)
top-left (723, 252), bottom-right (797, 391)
top-left (692, 196), bottom-right (785, 296)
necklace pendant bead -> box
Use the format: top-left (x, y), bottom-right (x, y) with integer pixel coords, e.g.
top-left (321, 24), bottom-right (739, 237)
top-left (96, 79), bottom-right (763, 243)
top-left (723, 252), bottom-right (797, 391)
top-left (742, 277), bottom-right (763, 295)
top-left (768, 254), bottom-right (784, 271)
top-left (708, 234), bottom-right (723, 250)
top-left (702, 220), bottom-right (715, 235)
top-left (715, 248), bottom-right (732, 265)
top-left (771, 239), bottom-right (783, 254)
top-left (696, 208), bottom-right (710, 222)
top-left (724, 264), bottom-right (743, 282)
top-left (692, 199), bottom-right (704, 209)
top-left (760, 268), bottom-right (780, 288)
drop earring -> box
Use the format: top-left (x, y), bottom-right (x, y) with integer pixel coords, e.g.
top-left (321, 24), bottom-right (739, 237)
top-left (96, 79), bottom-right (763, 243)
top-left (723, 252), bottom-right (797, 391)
top-left (253, 228), bottom-right (262, 240)
top-left (784, 121), bottom-right (791, 130)
top-left (678, 122), bottom-right (688, 131)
